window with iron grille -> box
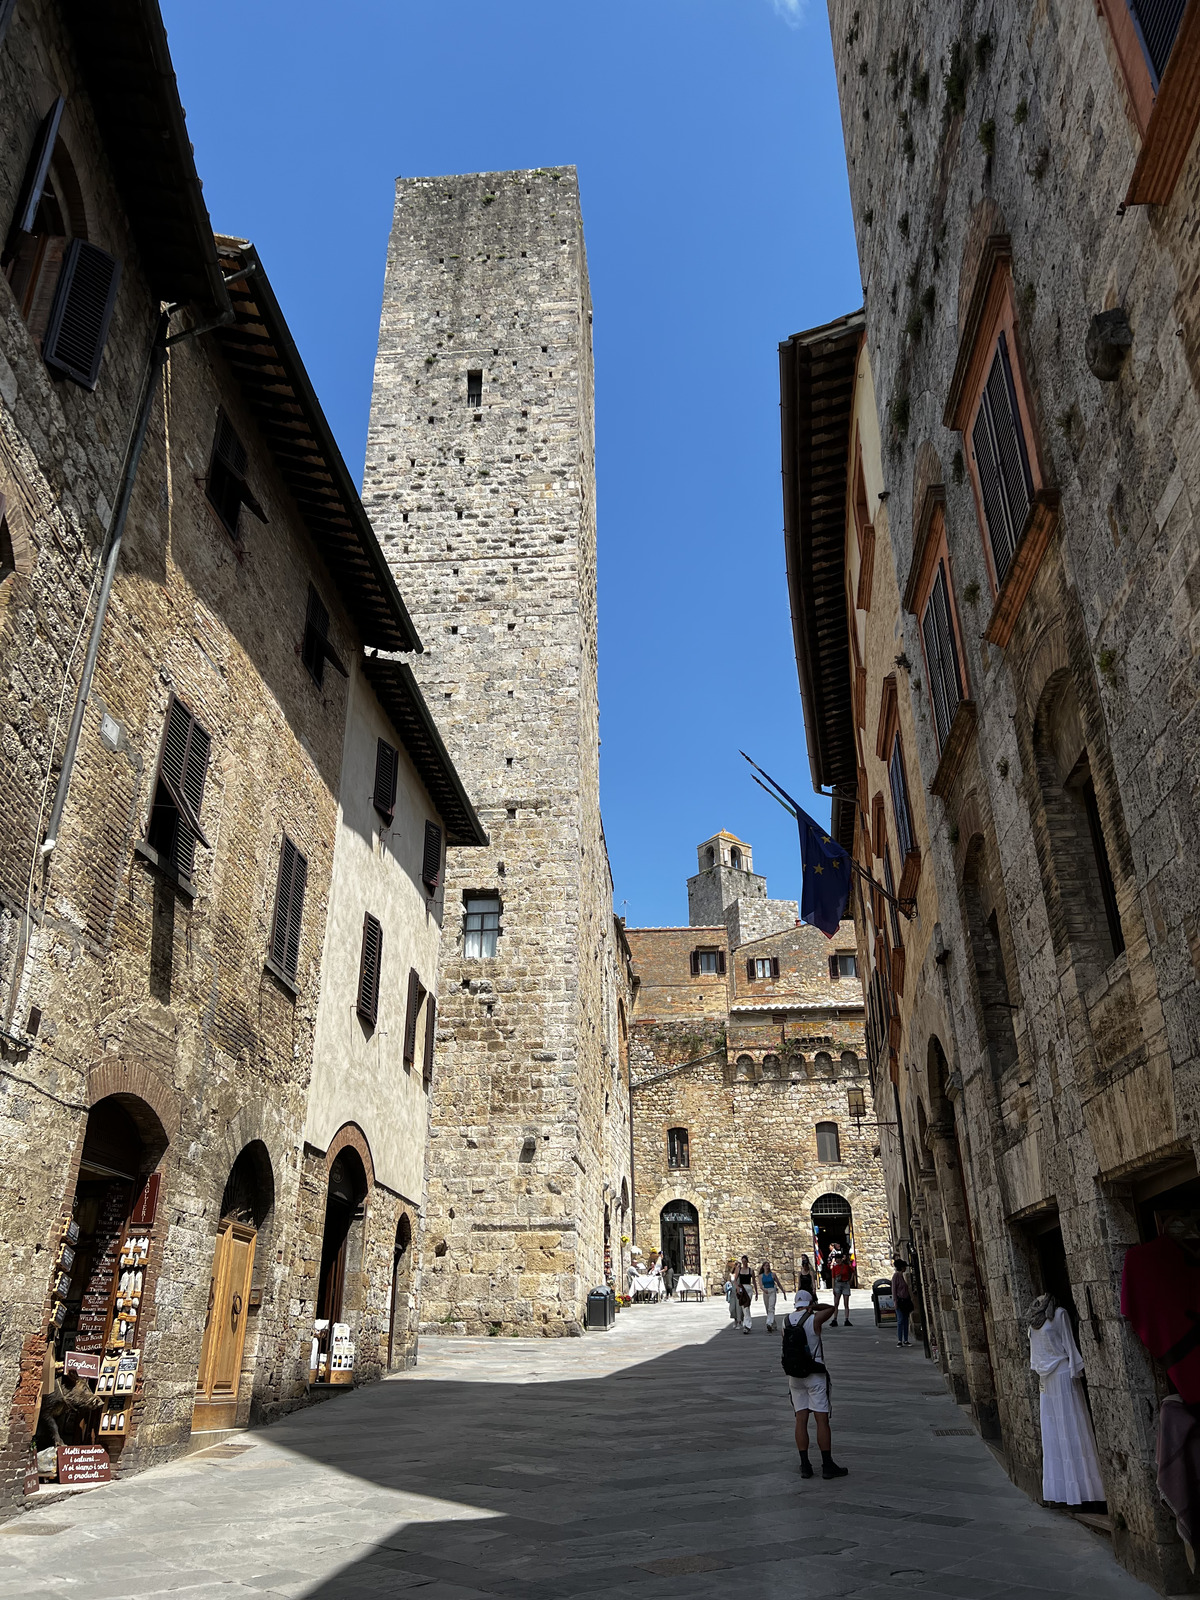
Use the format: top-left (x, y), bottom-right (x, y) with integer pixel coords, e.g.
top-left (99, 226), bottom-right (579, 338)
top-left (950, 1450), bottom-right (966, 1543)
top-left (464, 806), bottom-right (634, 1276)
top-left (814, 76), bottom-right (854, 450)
top-left (464, 896), bottom-right (500, 957)
top-left (922, 561), bottom-right (964, 751)
top-left (889, 735), bottom-right (915, 861)
top-left (816, 1122), bottom-right (841, 1163)
top-left (145, 695), bottom-right (211, 881)
top-left (971, 333), bottom-right (1034, 588)
top-left (269, 835), bottom-right (307, 982)
top-left (667, 1127), bottom-right (690, 1169)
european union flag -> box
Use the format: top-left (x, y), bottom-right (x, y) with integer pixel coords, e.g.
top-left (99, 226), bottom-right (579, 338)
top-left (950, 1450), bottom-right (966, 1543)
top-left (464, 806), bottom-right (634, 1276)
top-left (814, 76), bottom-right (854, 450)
top-left (797, 806), bottom-right (852, 938)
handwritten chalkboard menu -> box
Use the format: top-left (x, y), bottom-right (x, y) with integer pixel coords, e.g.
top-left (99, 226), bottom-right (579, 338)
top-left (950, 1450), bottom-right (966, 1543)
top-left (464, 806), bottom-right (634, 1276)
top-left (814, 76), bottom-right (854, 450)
top-left (63, 1179), bottom-right (130, 1356)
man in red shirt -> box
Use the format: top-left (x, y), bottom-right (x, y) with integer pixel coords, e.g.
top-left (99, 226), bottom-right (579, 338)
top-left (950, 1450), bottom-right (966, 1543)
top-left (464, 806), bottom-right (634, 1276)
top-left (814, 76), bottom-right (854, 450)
top-left (830, 1249), bottom-right (853, 1327)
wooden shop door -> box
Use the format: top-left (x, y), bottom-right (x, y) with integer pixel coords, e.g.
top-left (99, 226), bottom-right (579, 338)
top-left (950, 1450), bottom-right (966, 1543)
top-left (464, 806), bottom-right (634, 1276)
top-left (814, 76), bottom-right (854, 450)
top-left (192, 1220), bottom-right (256, 1433)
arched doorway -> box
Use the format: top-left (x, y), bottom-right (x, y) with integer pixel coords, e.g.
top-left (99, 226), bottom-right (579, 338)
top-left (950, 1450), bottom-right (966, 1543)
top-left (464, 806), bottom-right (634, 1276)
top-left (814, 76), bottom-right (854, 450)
top-left (660, 1200), bottom-right (700, 1278)
top-left (193, 1142), bottom-right (274, 1433)
top-left (387, 1214), bottom-right (413, 1371)
top-left (314, 1148), bottom-right (369, 1382)
top-left (39, 1095), bottom-right (168, 1460)
top-left (811, 1193), bottom-right (855, 1287)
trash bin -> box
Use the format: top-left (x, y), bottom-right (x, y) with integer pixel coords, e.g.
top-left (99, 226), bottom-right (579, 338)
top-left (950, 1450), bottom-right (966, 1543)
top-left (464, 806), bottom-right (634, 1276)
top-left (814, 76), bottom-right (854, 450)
top-left (586, 1286), bottom-right (615, 1331)
top-left (872, 1277), bottom-right (896, 1327)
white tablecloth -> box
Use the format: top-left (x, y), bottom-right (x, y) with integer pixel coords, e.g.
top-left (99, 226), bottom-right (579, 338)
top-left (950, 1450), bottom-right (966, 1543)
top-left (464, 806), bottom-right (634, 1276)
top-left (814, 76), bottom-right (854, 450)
top-left (629, 1274), bottom-right (661, 1296)
top-left (677, 1274), bottom-right (704, 1295)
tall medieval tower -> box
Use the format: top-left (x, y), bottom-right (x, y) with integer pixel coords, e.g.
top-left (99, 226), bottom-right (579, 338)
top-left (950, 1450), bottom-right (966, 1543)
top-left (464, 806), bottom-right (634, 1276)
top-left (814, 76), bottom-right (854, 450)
top-left (364, 168), bottom-right (614, 1335)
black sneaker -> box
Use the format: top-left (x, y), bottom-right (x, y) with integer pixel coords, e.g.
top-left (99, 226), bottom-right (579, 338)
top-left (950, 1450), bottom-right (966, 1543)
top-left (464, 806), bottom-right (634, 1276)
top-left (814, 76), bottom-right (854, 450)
top-left (799, 1459), bottom-right (814, 1479)
top-left (821, 1461), bottom-right (849, 1479)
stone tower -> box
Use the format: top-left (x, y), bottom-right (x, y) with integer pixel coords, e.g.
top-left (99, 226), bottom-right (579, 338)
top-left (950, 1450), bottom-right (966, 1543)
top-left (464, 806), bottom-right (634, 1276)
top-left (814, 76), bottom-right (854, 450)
top-left (687, 831), bottom-right (799, 948)
top-left (364, 168), bottom-right (611, 1335)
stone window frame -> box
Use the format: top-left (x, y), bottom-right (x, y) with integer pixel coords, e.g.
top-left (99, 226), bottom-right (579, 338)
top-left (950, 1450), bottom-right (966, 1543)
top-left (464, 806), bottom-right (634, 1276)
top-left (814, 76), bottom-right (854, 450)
top-left (667, 1126), bottom-right (690, 1169)
top-left (875, 680), bottom-right (920, 904)
top-left (462, 892), bottom-right (502, 958)
top-left (903, 488), bottom-right (974, 793)
top-left (943, 239), bottom-right (1058, 651)
top-left (1095, 0), bottom-right (1200, 203)
top-left (815, 1121), bottom-right (841, 1163)
top-left (690, 945), bottom-right (726, 977)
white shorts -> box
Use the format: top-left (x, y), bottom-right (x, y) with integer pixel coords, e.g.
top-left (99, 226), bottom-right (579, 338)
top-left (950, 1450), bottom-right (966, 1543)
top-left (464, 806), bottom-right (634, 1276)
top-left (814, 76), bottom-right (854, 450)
top-left (789, 1373), bottom-right (829, 1413)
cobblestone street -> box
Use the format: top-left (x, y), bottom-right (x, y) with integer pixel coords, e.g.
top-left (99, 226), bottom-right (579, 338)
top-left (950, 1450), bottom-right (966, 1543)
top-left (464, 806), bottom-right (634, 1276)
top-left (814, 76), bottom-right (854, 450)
top-left (3, 1296), bottom-right (1157, 1599)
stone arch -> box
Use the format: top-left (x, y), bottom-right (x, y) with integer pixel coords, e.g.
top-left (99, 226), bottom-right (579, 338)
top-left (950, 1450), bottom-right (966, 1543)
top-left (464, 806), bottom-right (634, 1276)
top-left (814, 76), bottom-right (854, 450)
top-left (219, 1140), bottom-right (275, 1230)
top-left (86, 1057), bottom-right (179, 1145)
top-left (814, 1050), bottom-right (836, 1078)
top-left (643, 1181), bottom-right (708, 1271)
top-left (761, 1052), bottom-right (781, 1079)
top-left (388, 1210), bottom-right (415, 1371)
top-left (960, 834), bottom-right (1019, 1086)
top-left (324, 1122), bottom-right (375, 1192)
top-left (735, 1053), bottom-right (754, 1080)
top-left (1019, 623), bottom-right (1070, 721)
top-left (840, 1050), bottom-right (861, 1076)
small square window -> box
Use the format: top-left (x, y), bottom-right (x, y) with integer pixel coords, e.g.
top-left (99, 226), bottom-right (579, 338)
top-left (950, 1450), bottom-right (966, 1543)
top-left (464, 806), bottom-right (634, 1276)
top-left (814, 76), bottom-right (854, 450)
top-left (464, 896), bottom-right (501, 958)
top-left (835, 952), bottom-right (858, 979)
top-left (697, 951), bottom-right (719, 975)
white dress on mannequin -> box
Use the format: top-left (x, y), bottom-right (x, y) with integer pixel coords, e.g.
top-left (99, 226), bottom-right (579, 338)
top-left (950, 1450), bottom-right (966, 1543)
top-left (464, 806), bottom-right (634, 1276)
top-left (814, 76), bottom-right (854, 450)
top-left (1029, 1305), bottom-right (1105, 1504)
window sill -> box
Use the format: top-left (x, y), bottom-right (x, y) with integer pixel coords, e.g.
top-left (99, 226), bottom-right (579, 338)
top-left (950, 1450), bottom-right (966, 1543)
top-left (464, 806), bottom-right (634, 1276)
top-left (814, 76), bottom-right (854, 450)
top-left (1125, 4), bottom-right (1200, 204)
top-left (930, 699), bottom-right (978, 800)
top-left (983, 491), bottom-right (1059, 648)
top-left (133, 839), bottom-right (196, 900)
top-left (263, 957), bottom-right (299, 998)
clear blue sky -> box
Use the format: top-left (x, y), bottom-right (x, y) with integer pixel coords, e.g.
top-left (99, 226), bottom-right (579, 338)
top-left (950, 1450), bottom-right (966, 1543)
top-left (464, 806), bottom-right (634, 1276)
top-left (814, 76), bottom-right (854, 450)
top-left (161, 0), bottom-right (861, 928)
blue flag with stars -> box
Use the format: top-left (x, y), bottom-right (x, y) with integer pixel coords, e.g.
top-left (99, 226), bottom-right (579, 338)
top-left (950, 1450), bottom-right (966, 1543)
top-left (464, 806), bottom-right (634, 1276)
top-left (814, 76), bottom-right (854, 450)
top-left (797, 806), bottom-right (852, 937)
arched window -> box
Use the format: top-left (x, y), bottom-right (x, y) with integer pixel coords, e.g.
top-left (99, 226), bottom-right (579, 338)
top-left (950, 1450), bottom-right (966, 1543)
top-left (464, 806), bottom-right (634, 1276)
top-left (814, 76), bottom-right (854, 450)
top-left (667, 1127), bottom-right (689, 1169)
top-left (730, 847), bottom-right (742, 869)
top-left (1034, 674), bottom-right (1125, 974)
top-left (761, 1053), bottom-right (780, 1079)
top-left (705, 845), bottom-right (715, 868)
top-left (816, 1122), bottom-right (841, 1163)
top-left (815, 1050), bottom-right (835, 1078)
top-left (735, 1053), bottom-right (754, 1079)
top-left (840, 1051), bottom-right (861, 1076)
top-left (961, 835), bottom-right (1019, 1084)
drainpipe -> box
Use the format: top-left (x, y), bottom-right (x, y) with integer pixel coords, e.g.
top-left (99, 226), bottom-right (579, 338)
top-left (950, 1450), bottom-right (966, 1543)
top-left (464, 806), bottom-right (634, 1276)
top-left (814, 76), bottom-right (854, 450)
top-left (40, 311), bottom-right (170, 856)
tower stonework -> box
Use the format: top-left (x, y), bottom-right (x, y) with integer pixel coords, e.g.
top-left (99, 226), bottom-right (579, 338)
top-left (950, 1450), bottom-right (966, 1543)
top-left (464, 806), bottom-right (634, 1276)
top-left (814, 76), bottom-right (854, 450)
top-left (364, 168), bottom-right (619, 1335)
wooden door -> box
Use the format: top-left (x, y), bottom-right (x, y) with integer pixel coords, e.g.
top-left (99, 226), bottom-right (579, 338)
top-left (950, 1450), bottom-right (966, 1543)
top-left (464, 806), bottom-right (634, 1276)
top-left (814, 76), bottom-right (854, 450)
top-left (191, 1221), bottom-right (255, 1433)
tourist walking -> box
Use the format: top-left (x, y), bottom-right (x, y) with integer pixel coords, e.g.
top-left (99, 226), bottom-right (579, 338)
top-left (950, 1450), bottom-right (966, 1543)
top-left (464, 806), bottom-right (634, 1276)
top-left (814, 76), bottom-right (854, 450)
top-left (735, 1254), bottom-right (756, 1333)
top-left (781, 1289), bottom-right (848, 1480)
top-left (830, 1249), bottom-right (853, 1326)
top-left (798, 1254), bottom-right (815, 1295)
top-left (892, 1258), bottom-right (913, 1347)
top-left (760, 1261), bottom-right (779, 1331)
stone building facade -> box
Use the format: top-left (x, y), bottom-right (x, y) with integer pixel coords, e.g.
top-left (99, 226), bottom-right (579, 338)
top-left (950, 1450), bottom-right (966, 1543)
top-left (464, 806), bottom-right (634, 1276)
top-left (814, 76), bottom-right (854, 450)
top-left (0, 0), bottom-right (479, 1511)
top-left (627, 834), bottom-right (889, 1290)
top-left (791, 2), bottom-right (1200, 1588)
top-left (364, 168), bottom-right (631, 1335)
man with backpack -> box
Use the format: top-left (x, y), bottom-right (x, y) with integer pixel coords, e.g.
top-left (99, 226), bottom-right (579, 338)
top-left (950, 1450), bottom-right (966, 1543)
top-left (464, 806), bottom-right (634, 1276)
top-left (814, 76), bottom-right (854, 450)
top-left (781, 1289), bottom-right (848, 1480)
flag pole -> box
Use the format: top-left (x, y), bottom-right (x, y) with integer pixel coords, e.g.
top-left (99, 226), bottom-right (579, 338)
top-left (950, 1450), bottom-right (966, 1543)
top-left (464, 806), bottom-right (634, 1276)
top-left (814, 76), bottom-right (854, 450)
top-left (741, 751), bottom-right (914, 920)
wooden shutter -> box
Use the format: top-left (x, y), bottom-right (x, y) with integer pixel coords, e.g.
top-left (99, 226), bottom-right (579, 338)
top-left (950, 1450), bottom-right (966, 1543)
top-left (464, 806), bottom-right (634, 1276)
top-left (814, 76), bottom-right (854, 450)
top-left (155, 696), bottom-right (211, 877)
top-left (270, 836), bottom-right (307, 980)
top-left (972, 336), bottom-right (1033, 586)
top-left (356, 913), bottom-right (383, 1025)
top-left (422, 820), bottom-right (443, 891)
top-left (746, 958), bottom-right (756, 981)
top-left (13, 97), bottom-right (64, 235)
top-left (690, 950), bottom-right (700, 976)
top-left (923, 562), bottom-right (964, 752)
top-left (403, 967), bottom-right (421, 1064)
top-left (42, 239), bottom-right (121, 390)
top-left (423, 995), bottom-right (437, 1085)
top-left (829, 954), bottom-right (840, 981)
top-left (1130, 0), bottom-right (1186, 82)
top-left (889, 737), bottom-right (914, 860)
top-left (373, 739), bottom-right (398, 821)
top-left (771, 957), bottom-right (780, 979)
top-left (302, 585), bottom-right (348, 683)
top-left (717, 950), bottom-right (726, 975)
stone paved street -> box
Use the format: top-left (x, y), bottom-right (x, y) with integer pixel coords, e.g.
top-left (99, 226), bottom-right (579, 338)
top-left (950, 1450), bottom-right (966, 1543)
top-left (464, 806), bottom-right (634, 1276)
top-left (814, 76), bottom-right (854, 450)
top-left (3, 1296), bottom-right (1158, 1599)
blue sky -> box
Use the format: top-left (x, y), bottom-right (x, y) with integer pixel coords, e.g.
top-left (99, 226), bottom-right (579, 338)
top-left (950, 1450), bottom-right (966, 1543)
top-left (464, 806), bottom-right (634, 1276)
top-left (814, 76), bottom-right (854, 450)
top-left (161, 0), bottom-right (860, 927)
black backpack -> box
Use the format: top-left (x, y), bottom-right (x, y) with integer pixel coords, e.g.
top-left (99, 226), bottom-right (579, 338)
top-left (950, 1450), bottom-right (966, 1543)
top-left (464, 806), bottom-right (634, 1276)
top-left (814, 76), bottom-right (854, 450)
top-left (781, 1310), bottom-right (826, 1380)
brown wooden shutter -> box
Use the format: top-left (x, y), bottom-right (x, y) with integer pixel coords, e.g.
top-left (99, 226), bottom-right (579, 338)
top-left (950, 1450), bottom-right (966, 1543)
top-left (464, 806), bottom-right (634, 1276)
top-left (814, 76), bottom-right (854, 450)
top-left (690, 950), bottom-right (700, 976)
top-left (301, 585), bottom-right (348, 684)
top-left (829, 954), bottom-right (840, 981)
top-left (423, 994), bottom-right (437, 1085)
top-left (153, 695), bottom-right (211, 877)
top-left (717, 950), bottom-right (726, 975)
top-left (422, 820), bottom-right (443, 891)
top-left (746, 959), bottom-right (756, 981)
top-left (13, 97), bottom-right (65, 235)
top-left (42, 239), bottom-right (121, 390)
top-left (771, 957), bottom-right (780, 979)
top-left (356, 913), bottom-right (383, 1025)
top-left (270, 836), bottom-right (307, 980)
top-left (403, 967), bottom-right (421, 1063)
top-left (373, 739), bottom-right (398, 821)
